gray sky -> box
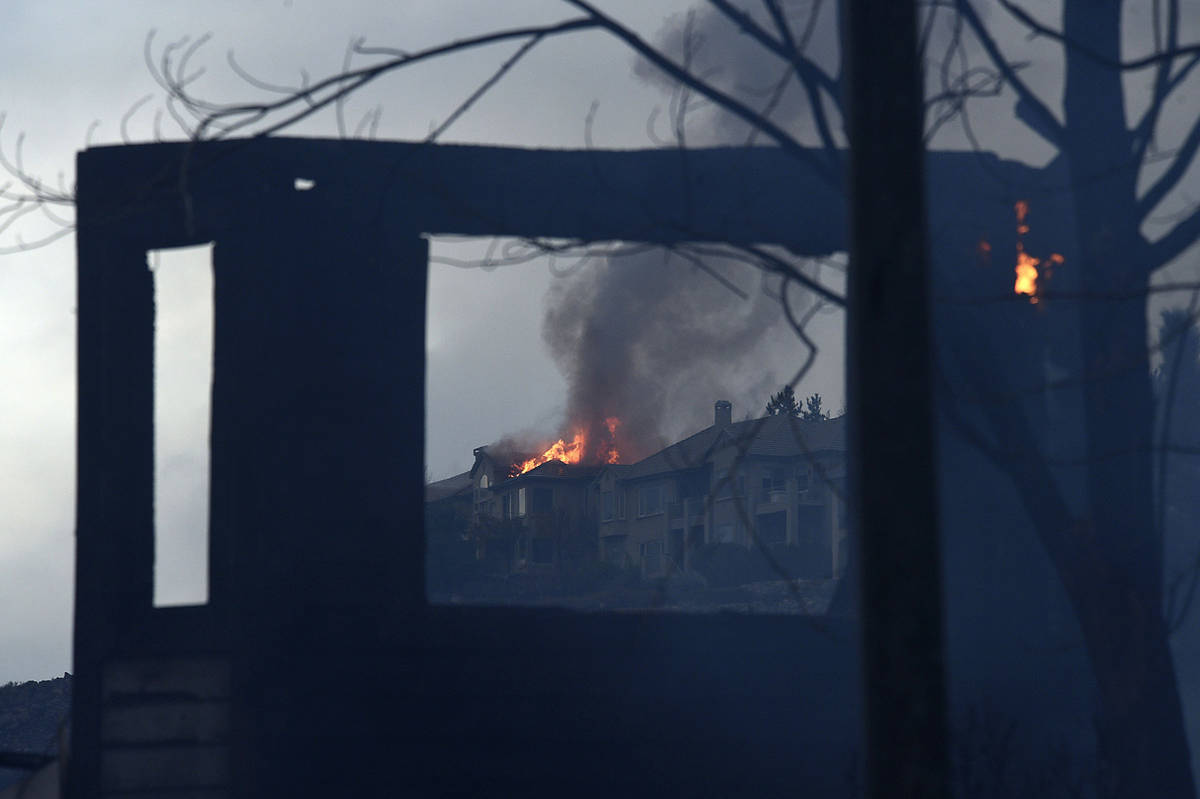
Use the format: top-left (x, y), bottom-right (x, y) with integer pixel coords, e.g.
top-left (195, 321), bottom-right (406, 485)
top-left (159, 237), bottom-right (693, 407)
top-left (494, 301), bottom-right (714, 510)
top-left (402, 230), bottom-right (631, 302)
top-left (3, 1), bottom-right (1199, 685)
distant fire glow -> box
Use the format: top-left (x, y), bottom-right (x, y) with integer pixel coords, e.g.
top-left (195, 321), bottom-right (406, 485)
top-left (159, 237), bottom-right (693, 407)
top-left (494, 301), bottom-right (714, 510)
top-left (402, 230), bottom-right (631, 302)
top-left (977, 238), bottom-right (992, 266)
top-left (1011, 200), bottom-right (1064, 304)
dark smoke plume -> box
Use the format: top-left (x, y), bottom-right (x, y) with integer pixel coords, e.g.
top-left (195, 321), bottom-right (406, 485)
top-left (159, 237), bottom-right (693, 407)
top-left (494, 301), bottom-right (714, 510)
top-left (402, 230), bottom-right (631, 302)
top-left (541, 250), bottom-right (804, 462)
top-left (506, 3), bottom-right (859, 467)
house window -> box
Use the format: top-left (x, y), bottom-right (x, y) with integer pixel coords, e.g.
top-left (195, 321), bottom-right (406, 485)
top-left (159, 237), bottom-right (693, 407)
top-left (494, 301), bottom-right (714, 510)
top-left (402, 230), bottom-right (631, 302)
top-left (518, 487), bottom-right (526, 517)
top-left (638, 485), bottom-right (663, 517)
top-left (605, 538), bottom-right (626, 565)
top-left (795, 466), bottom-right (809, 492)
top-left (601, 490), bottom-right (624, 521)
top-left (643, 540), bottom-right (663, 574)
top-left (531, 487), bottom-right (553, 515)
top-left (758, 511), bottom-right (787, 545)
top-left (716, 470), bottom-right (740, 499)
top-left (762, 468), bottom-right (785, 496)
top-left (531, 538), bottom-right (554, 564)
top-left (678, 471), bottom-right (707, 499)
top-left (502, 493), bottom-right (511, 519)
top-left (479, 473), bottom-right (489, 489)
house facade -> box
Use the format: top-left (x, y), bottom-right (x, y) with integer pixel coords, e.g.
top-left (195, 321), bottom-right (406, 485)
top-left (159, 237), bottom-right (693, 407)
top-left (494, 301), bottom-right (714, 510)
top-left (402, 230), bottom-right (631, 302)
top-left (594, 402), bottom-right (847, 579)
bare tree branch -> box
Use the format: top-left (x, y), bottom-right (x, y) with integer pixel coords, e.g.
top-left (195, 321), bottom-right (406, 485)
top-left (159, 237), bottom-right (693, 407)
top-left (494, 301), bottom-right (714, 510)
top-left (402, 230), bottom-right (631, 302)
top-left (151, 18), bottom-right (602, 140)
top-left (1138, 101), bottom-right (1200, 222)
top-left (997, 0), bottom-right (1200, 71)
top-left (1149, 205), bottom-right (1200, 269)
top-left (708, 0), bottom-right (843, 158)
top-left (562, 0), bottom-right (839, 186)
top-left (952, 0), bottom-right (1065, 144)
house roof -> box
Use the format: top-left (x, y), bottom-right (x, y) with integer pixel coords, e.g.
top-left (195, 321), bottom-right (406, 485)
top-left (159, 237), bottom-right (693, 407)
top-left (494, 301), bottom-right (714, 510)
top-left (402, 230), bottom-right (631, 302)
top-left (623, 413), bottom-right (845, 481)
top-left (455, 413), bottom-right (845, 492)
top-left (719, 412), bottom-right (845, 458)
top-left (424, 470), bottom-right (473, 502)
top-left (503, 460), bottom-right (603, 485)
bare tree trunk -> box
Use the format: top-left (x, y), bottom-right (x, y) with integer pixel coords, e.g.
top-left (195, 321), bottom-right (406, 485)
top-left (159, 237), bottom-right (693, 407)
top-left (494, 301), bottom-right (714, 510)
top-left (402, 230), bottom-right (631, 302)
top-left (1063, 4), bottom-right (1196, 795)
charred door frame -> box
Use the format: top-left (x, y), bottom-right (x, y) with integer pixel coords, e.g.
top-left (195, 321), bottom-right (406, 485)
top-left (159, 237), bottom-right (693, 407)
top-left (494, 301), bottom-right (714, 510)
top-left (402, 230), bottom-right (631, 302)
top-left (71, 137), bottom-right (1060, 796)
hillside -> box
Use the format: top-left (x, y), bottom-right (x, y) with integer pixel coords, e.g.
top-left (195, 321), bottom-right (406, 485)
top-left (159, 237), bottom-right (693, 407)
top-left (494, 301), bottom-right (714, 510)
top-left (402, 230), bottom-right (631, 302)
top-left (0, 676), bottom-right (70, 791)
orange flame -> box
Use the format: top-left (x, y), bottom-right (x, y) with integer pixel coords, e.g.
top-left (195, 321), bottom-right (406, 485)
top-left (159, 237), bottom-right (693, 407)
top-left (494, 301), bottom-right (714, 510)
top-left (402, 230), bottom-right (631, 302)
top-left (514, 430), bottom-right (587, 476)
top-left (977, 237), bottom-right (993, 268)
top-left (509, 416), bottom-right (624, 476)
top-left (604, 417), bottom-right (621, 464)
top-left (1011, 200), bottom-right (1063, 305)
top-left (1014, 251), bottom-right (1040, 299)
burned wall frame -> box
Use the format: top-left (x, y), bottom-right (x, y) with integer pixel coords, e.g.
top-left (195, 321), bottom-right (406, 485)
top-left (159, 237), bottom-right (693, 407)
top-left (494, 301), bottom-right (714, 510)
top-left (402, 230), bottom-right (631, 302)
top-left (70, 137), bottom-right (1064, 797)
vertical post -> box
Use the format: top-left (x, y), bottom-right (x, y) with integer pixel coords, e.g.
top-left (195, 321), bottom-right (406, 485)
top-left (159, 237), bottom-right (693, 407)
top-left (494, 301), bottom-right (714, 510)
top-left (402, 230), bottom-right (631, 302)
top-left (844, 3), bottom-right (950, 799)
top-left (209, 188), bottom-right (427, 795)
top-left (71, 150), bottom-right (156, 798)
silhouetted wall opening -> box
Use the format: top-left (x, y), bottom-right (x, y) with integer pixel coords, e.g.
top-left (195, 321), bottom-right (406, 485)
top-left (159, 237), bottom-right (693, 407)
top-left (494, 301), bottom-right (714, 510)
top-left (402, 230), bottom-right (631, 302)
top-left (149, 244), bottom-right (213, 608)
top-left (423, 236), bottom-right (847, 610)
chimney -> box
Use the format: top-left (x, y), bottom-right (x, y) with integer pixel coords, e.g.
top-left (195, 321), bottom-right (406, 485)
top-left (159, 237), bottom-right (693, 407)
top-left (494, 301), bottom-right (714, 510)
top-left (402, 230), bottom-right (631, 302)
top-left (714, 400), bottom-right (732, 429)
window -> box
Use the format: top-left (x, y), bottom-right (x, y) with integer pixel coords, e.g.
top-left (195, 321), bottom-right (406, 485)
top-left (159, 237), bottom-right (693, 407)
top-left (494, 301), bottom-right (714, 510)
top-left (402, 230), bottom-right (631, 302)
top-left (643, 540), bottom-right (663, 574)
top-left (605, 538), bottom-right (626, 565)
top-left (502, 493), bottom-right (511, 519)
top-left (716, 469), bottom-right (738, 499)
top-left (759, 511), bottom-right (787, 545)
top-left (480, 473), bottom-right (489, 489)
top-left (150, 244), bottom-right (214, 607)
top-left (531, 487), bottom-right (553, 515)
top-left (638, 485), bottom-right (663, 517)
top-left (762, 468), bottom-right (785, 496)
top-left (601, 490), bottom-right (624, 521)
top-left (518, 487), bottom-right (526, 517)
top-left (795, 466), bottom-right (809, 492)
top-left (678, 471), bottom-right (707, 499)
top-left (531, 538), bottom-right (554, 564)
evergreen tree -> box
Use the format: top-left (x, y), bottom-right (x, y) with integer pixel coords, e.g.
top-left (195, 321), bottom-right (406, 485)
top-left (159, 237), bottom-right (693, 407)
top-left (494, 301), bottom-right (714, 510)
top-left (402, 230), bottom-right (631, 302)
top-left (800, 393), bottom-right (828, 422)
top-left (765, 385), bottom-right (799, 417)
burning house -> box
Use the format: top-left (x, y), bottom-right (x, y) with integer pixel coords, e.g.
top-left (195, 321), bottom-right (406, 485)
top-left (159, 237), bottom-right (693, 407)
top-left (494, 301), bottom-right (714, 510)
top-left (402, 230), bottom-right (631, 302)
top-left (468, 454), bottom-right (601, 575)
top-left (433, 401), bottom-right (847, 584)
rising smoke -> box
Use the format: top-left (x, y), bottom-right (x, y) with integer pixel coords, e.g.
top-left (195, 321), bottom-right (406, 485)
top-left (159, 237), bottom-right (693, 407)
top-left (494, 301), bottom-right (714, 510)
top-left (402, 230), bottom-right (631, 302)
top-left (540, 249), bottom-right (810, 462)
top-left (526, 3), bottom-right (848, 462)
